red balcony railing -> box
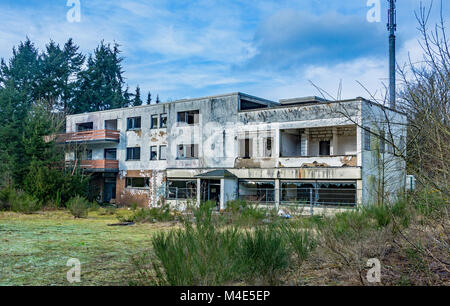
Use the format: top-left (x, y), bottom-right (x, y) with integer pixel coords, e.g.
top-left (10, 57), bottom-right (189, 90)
top-left (65, 160), bottom-right (119, 171)
top-left (57, 130), bottom-right (120, 143)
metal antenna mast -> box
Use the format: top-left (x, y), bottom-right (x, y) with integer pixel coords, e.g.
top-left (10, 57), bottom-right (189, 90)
top-left (387, 0), bottom-right (397, 108)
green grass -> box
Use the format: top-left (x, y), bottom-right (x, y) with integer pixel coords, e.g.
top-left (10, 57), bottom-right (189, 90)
top-left (0, 210), bottom-right (171, 286)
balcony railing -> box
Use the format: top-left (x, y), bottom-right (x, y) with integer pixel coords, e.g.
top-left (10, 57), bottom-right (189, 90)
top-left (65, 160), bottom-right (119, 172)
top-left (57, 130), bottom-right (120, 143)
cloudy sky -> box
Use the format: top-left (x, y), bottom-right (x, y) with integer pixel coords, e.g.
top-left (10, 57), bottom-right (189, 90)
top-left (0, 0), bottom-right (446, 102)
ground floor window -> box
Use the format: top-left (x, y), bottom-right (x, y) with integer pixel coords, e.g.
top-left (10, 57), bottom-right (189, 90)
top-left (238, 180), bottom-right (275, 204)
top-left (126, 177), bottom-right (150, 188)
top-left (281, 181), bottom-right (356, 207)
top-left (167, 179), bottom-right (197, 199)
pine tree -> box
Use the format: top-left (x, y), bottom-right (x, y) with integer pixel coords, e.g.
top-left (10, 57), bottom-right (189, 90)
top-left (146, 92), bottom-right (152, 105)
top-left (156, 94), bottom-right (160, 104)
top-left (133, 85), bottom-right (142, 106)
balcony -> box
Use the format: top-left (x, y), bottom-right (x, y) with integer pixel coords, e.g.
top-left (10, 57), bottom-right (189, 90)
top-left (57, 130), bottom-right (120, 144)
top-left (66, 160), bottom-right (119, 173)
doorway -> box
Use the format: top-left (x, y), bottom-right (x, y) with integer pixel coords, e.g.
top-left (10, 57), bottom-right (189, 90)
top-left (200, 179), bottom-right (221, 204)
top-left (104, 178), bottom-right (116, 203)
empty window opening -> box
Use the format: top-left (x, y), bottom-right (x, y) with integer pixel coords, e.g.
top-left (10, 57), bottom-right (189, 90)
top-left (177, 110), bottom-right (199, 125)
top-left (76, 122), bottom-right (93, 132)
top-left (280, 129), bottom-right (303, 157)
top-left (127, 117), bottom-right (141, 130)
top-left (160, 114), bottom-right (167, 128)
top-left (238, 180), bottom-right (275, 204)
top-left (177, 144), bottom-right (199, 159)
top-left (150, 146), bottom-right (158, 160)
top-left (319, 140), bottom-right (331, 156)
top-left (167, 180), bottom-right (197, 199)
top-left (264, 137), bottom-right (273, 157)
top-left (151, 115), bottom-right (158, 129)
top-left (126, 177), bottom-right (149, 188)
top-left (239, 99), bottom-right (267, 111)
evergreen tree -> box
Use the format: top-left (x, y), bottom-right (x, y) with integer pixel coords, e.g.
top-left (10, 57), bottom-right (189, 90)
top-left (156, 94), bottom-right (160, 104)
top-left (146, 92), bottom-right (152, 105)
top-left (133, 85), bottom-right (142, 106)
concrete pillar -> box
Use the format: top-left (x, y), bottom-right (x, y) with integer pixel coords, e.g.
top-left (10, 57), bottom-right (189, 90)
top-left (331, 127), bottom-right (338, 155)
top-left (305, 128), bottom-right (310, 156)
top-left (196, 178), bottom-right (201, 206)
top-left (356, 125), bottom-right (362, 167)
top-left (220, 178), bottom-right (225, 210)
top-left (274, 179), bottom-right (280, 210)
top-left (275, 128), bottom-right (281, 158)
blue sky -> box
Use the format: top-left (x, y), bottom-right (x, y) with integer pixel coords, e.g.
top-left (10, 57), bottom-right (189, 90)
top-left (0, 0), bottom-right (446, 102)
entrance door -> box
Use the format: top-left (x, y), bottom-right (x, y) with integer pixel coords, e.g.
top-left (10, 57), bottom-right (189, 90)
top-left (104, 178), bottom-right (116, 203)
top-left (200, 179), bottom-right (221, 204)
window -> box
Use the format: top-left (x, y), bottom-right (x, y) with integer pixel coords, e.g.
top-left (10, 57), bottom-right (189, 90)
top-left (160, 114), bottom-right (167, 128)
top-left (76, 122), bottom-right (93, 132)
top-left (239, 138), bottom-right (253, 159)
top-left (177, 144), bottom-right (199, 159)
top-left (151, 115), bottom-right (158, 129)
top-left (105, 119), bottom-right (117, 130)
top-left (126, 147), bottom-right (141, 160)
top-left (85, 149), bottom-right (93, 160)
top-left (126, 177), bottom-right (149, 188)
top-left (319, 140), bottom-right (330, 156)
top-left (127, 117), bottom-right (141, 130)
top-left (264, 137), bottom-right (273, 157)
top-left (104, 148), bottom-right (117, 160)
top-left (364, 128), bottom-right (371, 151)
top-left (167, 180), bottom-right (197, 199)
top-left (159, 145), bottom-right (167, 160)
top-left (150, 146), bottom-right (158, 160)
top-left (379, 131), bottom-right (385, 153)
top-left (238, 180), bottom-right (275, 203)
top-left (177, 110), bottom-right (199, 125)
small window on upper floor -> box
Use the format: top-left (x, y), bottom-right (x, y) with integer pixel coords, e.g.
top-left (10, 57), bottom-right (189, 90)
top-left (127, 117), bottom-right (141, 130)
top-left (150, 146), bottom-right (158, 160)
top-left (364, 128), bottom-right (371, 151)
top-left (151, 115), bottom-right (158, 129)
top-left (319, 140), bottom-right (331, 156)
top-left (160, 114), bottom-right (167, 128)
top-left (159, 145), bottom-right (167, 160)
top-left (177, 144), bottom-right (199, 159)
top-left (177, 110), bottom-right (199, 126)
top-left (126, 147), bottom-right (141, 161)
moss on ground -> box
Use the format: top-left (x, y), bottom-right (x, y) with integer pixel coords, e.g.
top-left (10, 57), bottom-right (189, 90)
top-left (0, 210), bottom-right (173, 286)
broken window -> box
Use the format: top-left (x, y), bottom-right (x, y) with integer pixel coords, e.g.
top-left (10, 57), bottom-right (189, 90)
top-left (177, 110), bottom-right (199, 125)
top-left (238, 138), bottom-right (253, 159)
top-left (159, 145), bottom-right (167, 160)
top-left (104, 148), bottom-right (117, 160)
top-left (264, 137), bottom-right (273, 157)
top-left (238, 180), bottom-right (275, 204)
top-left (126, 147), bottom-right (141, 161)
top-left (280, 129), bottom-right (303, 157)
top-left (150, 146), bottom-right (158, 160)
top-left (76, 122), bottom-right (93, 132)
top-left (126, 177), bottom-right (149, 188)
top-left (160, 114), bottom-right (167, 128)
top-left (167, 180), bottom-right (197, 199)
top-left (127, 117), bottom-right (141, 130)
top-left (319, 140), bottom-right (331, 156)
top-left (177, 144), bottom-right (199, 159)
top-left (150, 115), bottom-right (158, 129)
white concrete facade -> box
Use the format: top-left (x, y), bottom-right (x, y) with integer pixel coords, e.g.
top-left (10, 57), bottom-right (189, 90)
top-left (64, 93), bottom-right (407, 210)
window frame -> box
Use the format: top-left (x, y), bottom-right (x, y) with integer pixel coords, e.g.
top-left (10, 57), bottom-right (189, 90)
top-left (150, 114), bottom-right (158, 129)
top-left (126, 147), bottom-right (141, 161)
top-left (150, 146), bottom-right (158, 161)
top-left (159, 145), bottom-right (167, 160)
top-left (125, 177), bottom-right (150, 189)
top-left (160, 113), bottom-right (167, 128)
top-left (127, 117), bottom-right (141, 130)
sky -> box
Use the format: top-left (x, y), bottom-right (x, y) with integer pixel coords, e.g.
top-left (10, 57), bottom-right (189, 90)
top-left (0, 0), bottom-right (447, 102)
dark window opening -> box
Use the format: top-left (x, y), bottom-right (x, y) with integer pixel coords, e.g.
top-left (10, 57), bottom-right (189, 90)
top-left (127, 117), bottom-right (141, 130)
top-left (319, 140), bottom-right (331, 156)
top-left (239, 99), bottom-right (268, 111)
top-left (167, 180), bottom-right (197, 199)
top-left (151, 115), bottom-right (158, 129)
top-left (177, 110), bottom-right (199, 125)
top-left (238, 180), bottom-right (275, 203)
top-left (126, 177), bottom-right (149, 188)
top-left (150, 146), bottom-right (158, 160)
top-left (177, 144), bottom-right (199, 159)
top-left (105, 119), bottom-right (117, 130)
top-left (160, 114), bottom-right (167, 128)
top-left (76, 122), bottom-right (93, 132)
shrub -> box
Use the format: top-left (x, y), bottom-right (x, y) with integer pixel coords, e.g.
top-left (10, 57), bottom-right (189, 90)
top-left (238, 225), bottom-right (291, 285)
top-left (66, 196), bottom-right (89, 218)
top-left (9, 190), bottom-right (41, 214)
top-left (363, 204), bottom-right (391, 228)
top-left (0, 187), bottom-right (13, 211)
top-left (280, 223), bottom-right (316, 264)
top-left (98, 206), bottom-right (116, 215)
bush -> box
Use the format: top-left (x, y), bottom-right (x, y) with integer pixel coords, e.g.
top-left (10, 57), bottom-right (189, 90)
top-left (238, 225), bottom-right (291, 285)
top-left (0, 187), bottom-right (13, 211)
top-left (132, 204), bottom-right (175, 223)
top-left (10, 190), bottom-right (41, 214)
top-left (66, 196), bottom-right (89, 218)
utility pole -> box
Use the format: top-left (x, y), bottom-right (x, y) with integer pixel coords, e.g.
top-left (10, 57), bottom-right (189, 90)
top-left (387, 0), bottom-right (397, 109)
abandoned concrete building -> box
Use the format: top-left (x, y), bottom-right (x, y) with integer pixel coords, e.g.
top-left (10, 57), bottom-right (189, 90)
top-left (61, 92), bottom-right (407, 213)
